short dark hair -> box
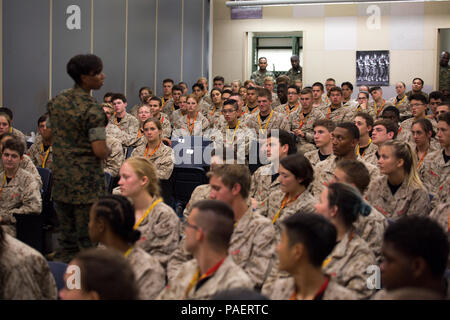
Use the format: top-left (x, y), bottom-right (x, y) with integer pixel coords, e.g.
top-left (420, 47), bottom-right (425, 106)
top-left (409, 93), bottom-right (428, 104)
top-left (437, 112), bottom-right (450, 125)
top-left (429, 91), bottom-right (444, 101)
top-left (223, 99), bottom-right (238, 111)
top-left (355, 112), bottom-right (374, 129)
top-left (341, 82), bottom-right (353, 91)
top-left (222, 89), bottom-right (233, 96)
top-left (37, 114), bottom-right (48, 126)
top-left (384, 216), bottom-right (449, 278)
top-left (111, 93), bottom-right (127, 103)
top-left (67, 54), bottom-right (103, 85)
top-left (300, 88), bottom-right (313, 96)
top-left (373, 119), bottom-right (399, 139)
top-left (172, 85), bottom-right (183, 93)
top-left (213, 76), bottom-right (225, 83)
top-left (326, 78), bottom-right (336, 83)
top-left (312, 82), bottom-right (324, 91)
top-left (336, 159), bottom-right (371, 193)
top-left (282, 212), bottom-right (337, 267)
top-left (148, 96), bottom-right (162, 107)
top-left (91, 195), bottom-right (141, 244)
top-left (257, 88), bottom-right (272, 101)
top-left (192, 83), bottom-right (204, 91)
top-left (75, 248), bottom-right (139, 300)
top-left (329, 86), bottom-right (342, 95)
top-left (369, 86), bottom-right (382, 93)
top-left (381, 106), bottom-right (400, 121)
top-left (327, 182), bottom-right (372, 227)
top-left (288, 85), bottom-right (300, 94)
top-left (313, 119), bottom-right (336, 133)
top-left (163, 78), bottom-right (174, 84)
top-left (2, 137), bottom-right (25, 156)
top-left (279, 153), bottom-right (314, 188)
top-left (336, 122), bottom-right (360, 140)
top-left (103, 92), bottom-right (115, 100)
top-left (192, 200), bottom-right (235, 251)
top-left (267, 129), bottom-right (297, 155)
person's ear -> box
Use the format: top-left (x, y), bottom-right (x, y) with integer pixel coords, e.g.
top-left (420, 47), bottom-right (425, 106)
top-left (330, 205), bottom-right (338, 218)
top-left (396, 158), bottom-right (405, 169)
top-left (410, 257), bottom-right (427, 279)
top-left (140, 175), bottom-right (149, 188)
top-left (231, 183), bottom-right (242, 197)
top-left (87, 291), bottom-right (101, 300)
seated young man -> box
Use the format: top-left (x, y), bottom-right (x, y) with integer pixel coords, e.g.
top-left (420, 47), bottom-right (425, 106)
top-left (159, 200), bottom-right (254, 300)
top-left (310, 122), bottom-right (379, 199)
top-left (264, 212), bottom-right (356, 300)
top-left (28, 114), bottom-right (53, 170)
top-left (304, 119), bottom-right (335, 166)
top-left (0, 138), bottom-right (42, 237)
top-left (365, 119), bottom-right (398, 166)
top-left (1, 133), bottom-right (42, 187)
top-left (374, 216), bottom-right (449, 299)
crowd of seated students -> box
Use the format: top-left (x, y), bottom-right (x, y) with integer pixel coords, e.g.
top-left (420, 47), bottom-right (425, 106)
top-left (0, 73), bottom-right (449, 300)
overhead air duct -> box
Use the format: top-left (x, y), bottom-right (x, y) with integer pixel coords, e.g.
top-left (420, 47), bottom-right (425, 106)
top-left (225, 0), bottom-right (441, 7)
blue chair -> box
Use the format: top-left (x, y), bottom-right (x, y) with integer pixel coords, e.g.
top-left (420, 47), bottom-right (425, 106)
top-left (105, 172), bottom-right (113, 194)
top-left (171, 166), bottom-right (208, 217)
top-left (48, 261), bottom-right (68, 296)
top-left (126, 146), bottom-right (135, 159)
top-left (171, 136), bottom-right (213, 168)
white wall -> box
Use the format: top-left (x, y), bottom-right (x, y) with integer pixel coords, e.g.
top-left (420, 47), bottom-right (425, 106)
top-left (213, 1), bottom-right (450, 98)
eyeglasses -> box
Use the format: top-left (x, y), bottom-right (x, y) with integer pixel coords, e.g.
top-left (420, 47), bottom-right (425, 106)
top-left (222, 109), bottom-right (236, 114)
top-left (410, 103), bottom-right (424, 108)
top-left (183, 219), bottom-right (199, 230)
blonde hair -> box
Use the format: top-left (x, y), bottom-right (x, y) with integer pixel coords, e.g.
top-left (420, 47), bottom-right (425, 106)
top-left (381, 140), bottom-right (424, 189)
top-left (124, 157), bottom-right (160, 197)
top-left (187, 94), bottom-right (201, 104)
top-left (101, 103), bottom-right (113, 110)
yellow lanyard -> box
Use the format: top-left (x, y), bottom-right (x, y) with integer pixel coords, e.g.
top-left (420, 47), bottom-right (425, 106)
top-left (395, 95), bottom-right (406, 107)
top-left (40, 144), bottom-right (51, 168)
top-left (145, 142), bottom-right (161, 159)
top-left (124, 246), bottom-right (133, 258)
top-left (374, 100), bottom-right (386, 116)
top-left (272, 193), bottom-right (301, 224)
top-left (184, 258), bottom-right (225, 298)
top-left (356, 139), bottom-right (372, 158)
top-left (226, 120), bottom-right (240, 145)
top-left (258, 110), bottom-right (274, 134)
top-left (137, 128), bottom-right (143, 138)
top-left (0, 173), bottom-right (6, 196)
top-left (286, 103), bottom-right (299, 116)
top-left (416, 149), bottom-right (428, 169)
top-left (133, 198), bottom-right (163, 230)
top-left (187, 112), bottom-right (198, 135)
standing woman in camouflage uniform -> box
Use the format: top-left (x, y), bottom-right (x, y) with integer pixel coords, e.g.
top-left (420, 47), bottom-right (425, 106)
top-left (88, 195), bottom-right (166, 299)
top-left (314, 182), bottom-right (377, 299)
top-left (118, 157), bottom-right (179, 268)
top-left (47, 54), bottom-right (111, 263)
top-left (366, 140), bottom-right (431, 220)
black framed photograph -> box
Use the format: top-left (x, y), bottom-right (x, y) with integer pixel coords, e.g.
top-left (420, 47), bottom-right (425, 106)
top-left (356, 50), bottom-right (390, 86)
